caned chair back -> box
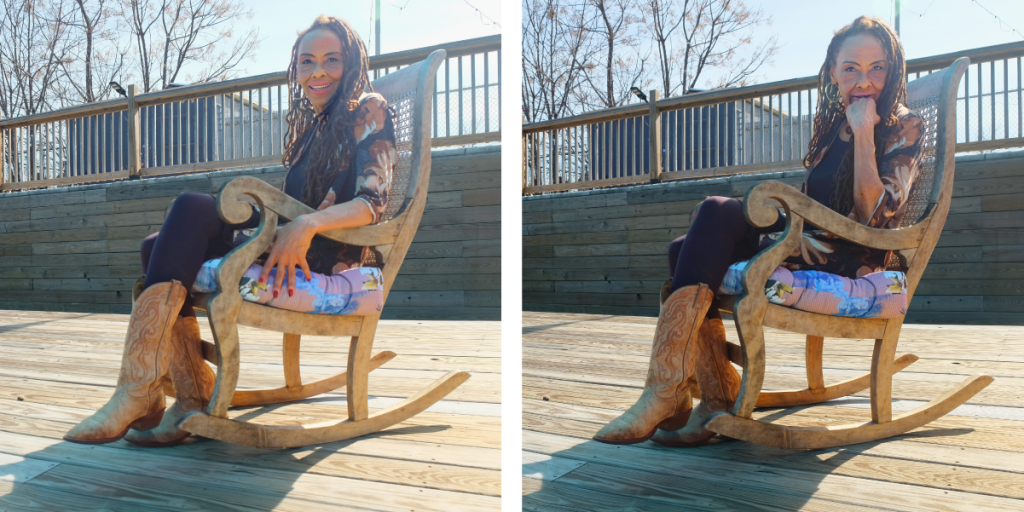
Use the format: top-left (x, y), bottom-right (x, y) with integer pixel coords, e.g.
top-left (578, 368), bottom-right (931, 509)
top-left (893, 57), bottom-right (969, 300)
top-left (365, 50), bottom-right (445, 301)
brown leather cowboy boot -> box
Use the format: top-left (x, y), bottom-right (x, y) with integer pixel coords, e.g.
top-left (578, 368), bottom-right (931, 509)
top-left (64, 280), bottom-right (187, 444)
top-left (133, 276), bottom-right (174, 396)
top-left (125, 315), bottom-right (216, 447)
top-left (592, 282), bottom-right (714, 445)
top-left (652, 303), bottom-right (741, 447)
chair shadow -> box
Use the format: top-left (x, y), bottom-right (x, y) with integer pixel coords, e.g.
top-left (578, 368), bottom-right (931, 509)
top-left (0, 394), bottom-right (457, 511)
top-left (523, 401), bottom-right (980, 511)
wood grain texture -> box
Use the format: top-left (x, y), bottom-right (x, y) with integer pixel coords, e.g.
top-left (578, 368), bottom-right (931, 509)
top-left (0, 309), bottom-right (499, 510)
top-left (0, 144), bottom-right (499, 320)
top-left (524, 310), bottom-right (1024, 509)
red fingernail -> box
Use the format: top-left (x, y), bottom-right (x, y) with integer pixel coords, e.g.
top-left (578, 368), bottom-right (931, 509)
top-left (259, 277), bottom-right (264, 283)
top-left (288, 289), bottom-right (294, 297)
top-left (273, 290), bottom-right (279, 299)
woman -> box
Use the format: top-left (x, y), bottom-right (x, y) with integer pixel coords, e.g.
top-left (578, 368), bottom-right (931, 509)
top-left (63, 15), bottom-right (396, 447)
top-left (594, 16), bottom-right (925, 447)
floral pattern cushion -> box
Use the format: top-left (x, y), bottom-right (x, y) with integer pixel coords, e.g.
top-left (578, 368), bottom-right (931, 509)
top-left (192, 258), bottom-right (384, 316)
top-left (719, 261), bottom-right (907, 319)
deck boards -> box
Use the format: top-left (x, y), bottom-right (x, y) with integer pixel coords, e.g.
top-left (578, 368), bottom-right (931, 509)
top-left (523, 311), bottom-right (1024, 511)
top-left (0, 310), bottom-right (500, 511)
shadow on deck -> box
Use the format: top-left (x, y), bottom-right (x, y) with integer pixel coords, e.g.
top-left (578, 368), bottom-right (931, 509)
top-left (0, 310), bottom-right (501, 511)
top-left (523, 311), bottom-right (1024, 511)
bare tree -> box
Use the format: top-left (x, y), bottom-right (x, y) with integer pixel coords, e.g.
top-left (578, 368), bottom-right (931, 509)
top-left (122, 0), bottom-right (260, 93)
top-left (0, 0), bottom-right (78, 118)
top-left (58, 0), bottom-right (128, 104)
top-left (643, 0), bottom-right (777, 97)
top-left (522, 0), bottom-right (596, 122)
top-left (579, 0), bottom-right (649, 109)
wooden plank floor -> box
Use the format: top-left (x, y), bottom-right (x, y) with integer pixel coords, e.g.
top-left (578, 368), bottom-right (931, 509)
top-left (0, 310), bottom-right (500, 511)
top-left (523, 311), bottom-right (1024, 511)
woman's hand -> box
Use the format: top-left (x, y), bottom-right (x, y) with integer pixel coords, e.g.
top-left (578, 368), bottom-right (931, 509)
top-left (260, 216), bottom-right (315, 299)
top-left (846, 97), bottom-right (886, 222)
top-left (258, 199), bottom-right (375, 298)
top-left (846, 96), bottom-right (881, 136)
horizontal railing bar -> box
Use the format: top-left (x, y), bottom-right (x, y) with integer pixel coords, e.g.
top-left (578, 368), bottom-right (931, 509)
top-left (370, 35), bottom-right (500, 68)
top-left (905, 40), bottom-right (1024, 73)
top-left (0, 35), bottom-right (501, 131)
top-left (524, 40), bottom-right (1024, 134)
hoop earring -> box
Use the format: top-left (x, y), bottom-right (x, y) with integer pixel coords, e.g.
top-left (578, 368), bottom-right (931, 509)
top-left (824, 82), bottom-right (844, 110)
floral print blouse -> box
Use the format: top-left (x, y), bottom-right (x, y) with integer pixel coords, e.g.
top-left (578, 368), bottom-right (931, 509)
top-left (280, 92), bottom-right (397, 274)
top-left (757, 105), bottom-right (925, 278)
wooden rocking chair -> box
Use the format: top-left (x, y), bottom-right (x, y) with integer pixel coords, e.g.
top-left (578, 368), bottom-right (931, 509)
top-left (702, 57), bottom-right (993, 449)
top-left (176, 50), bottom-right (470, 449)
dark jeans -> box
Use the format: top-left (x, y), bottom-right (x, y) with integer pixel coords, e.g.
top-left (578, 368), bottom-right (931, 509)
top-left (668, 196), bottom-right (784, 293)
top-left (140, 192), bottom-right (259, 317)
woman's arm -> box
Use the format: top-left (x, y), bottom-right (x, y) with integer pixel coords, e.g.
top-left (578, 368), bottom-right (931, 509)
top-left (259, 94), bottom-right (394, 298)
top-left (258, 200), bottom-right (374, 298)
top-left (846, 98), bottom-right (886, 222)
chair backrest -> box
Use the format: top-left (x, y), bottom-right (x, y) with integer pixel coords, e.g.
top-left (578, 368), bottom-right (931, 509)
top-left (900, 57), bottom-right (969, 299)
top-left (367, 50), bottom-right (445, 301)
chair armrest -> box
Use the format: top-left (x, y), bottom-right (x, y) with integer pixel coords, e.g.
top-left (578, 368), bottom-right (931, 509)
top-left (744, 181), bottom-right (929, 251)
top-left (216, 176), bottom-right (403, 248)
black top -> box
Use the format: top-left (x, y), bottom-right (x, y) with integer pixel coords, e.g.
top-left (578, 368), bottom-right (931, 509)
top-left (806, 134), bottom-right (850, 208)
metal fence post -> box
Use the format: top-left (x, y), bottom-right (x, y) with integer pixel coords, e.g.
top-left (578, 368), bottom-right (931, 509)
top-left (649, 90), bottom-right (661, 182)
top-left (127, 84), bottom-right (142, 179)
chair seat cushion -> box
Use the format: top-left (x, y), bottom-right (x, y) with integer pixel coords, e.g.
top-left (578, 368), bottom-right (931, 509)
top-left (192, 259), bottom-right (384, 316)
top-left (718, 261), bottom-right (908, 319)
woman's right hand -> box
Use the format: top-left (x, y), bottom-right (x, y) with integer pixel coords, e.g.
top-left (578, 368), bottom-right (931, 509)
top-left (846, 96), bottom-right (881, 136)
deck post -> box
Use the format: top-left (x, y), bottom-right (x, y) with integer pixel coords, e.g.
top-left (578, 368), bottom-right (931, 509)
top-left (127, 84), bottom-right (142, 179)
top-left (550, 129), bottom-right (558, 185)
top-left (0, 116), bottom-right (5, 188)
top-left (649, 89), bottom-right (661, 182)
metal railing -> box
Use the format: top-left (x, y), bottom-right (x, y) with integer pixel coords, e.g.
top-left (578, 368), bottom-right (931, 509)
top-left (523, 40), bottom-right (1024, 195)
top-left (0, 35), bottom-right (500, 191)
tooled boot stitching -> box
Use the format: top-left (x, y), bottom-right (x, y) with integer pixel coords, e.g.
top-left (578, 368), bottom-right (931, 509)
top-left (126, 317), bottom-right (214, 447)
top-left (592, 284), bottom-right (712, 444)
top-left (64, 281), bottom-right (184, 444)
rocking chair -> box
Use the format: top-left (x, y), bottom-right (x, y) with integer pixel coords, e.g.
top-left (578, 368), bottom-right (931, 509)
top-left (177, 50), bottom-right (470, 449)
top-left (703, 57), bottom-right (993, 449)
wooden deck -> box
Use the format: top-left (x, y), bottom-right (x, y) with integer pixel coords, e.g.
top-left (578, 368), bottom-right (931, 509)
top-left (523, 311), bottom-right (1024, 511)
top-left (0, 310), bottom-right (500, 511)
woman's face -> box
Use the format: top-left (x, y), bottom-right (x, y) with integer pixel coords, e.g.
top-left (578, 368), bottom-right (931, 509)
top-left (830, 33), bottom-right (888, 107)
top-left (297, 28), bottom-right (345, 113)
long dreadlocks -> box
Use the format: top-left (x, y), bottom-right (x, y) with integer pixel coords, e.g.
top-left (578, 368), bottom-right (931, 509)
top-left (283, 15), bottom-right (372, 209)
top-left (804, 16), bottom-right (907, 217)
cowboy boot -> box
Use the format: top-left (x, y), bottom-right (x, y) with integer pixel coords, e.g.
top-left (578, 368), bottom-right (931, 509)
top-left (64, 280), bottom-right (187, 444)
top-left (593, 282), bottom-right (714, 445)
top-left (134, 276), bottom-right (174, 396)
top-left (125, 315), bottom-right (216, 447)
top-left (652, 303), bottom-right (742, 447)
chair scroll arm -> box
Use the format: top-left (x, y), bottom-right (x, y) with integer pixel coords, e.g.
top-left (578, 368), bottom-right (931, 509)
top-left (212, 179), bottom-right (279, 297)
top-left (745, 181), bottom-right (928, 252)
top-left (216, 176), bottom-right (404, 249)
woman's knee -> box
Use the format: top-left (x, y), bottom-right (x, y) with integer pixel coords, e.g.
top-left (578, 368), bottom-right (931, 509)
top-left (693, 196), bottom-right (745, 225)
top-left (168, 192), bottom-right (215, 218)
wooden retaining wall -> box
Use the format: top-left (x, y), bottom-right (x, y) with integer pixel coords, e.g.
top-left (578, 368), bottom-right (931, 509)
top-left (0, 145), bottom-right (500, 320)
top-left (523, 149), bottom-right (1024, 325)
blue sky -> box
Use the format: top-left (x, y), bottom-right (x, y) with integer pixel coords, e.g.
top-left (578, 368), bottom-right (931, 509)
top-left (234, 0), bottom-right (501, 76)
top-left (746, 0), bottom-right (1024, 84)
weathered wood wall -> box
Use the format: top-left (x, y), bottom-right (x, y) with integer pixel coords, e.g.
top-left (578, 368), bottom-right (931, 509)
top-left (0, 145), bottom-right (500, 320)
top-left (523, 150), bottom-right (1024, 325)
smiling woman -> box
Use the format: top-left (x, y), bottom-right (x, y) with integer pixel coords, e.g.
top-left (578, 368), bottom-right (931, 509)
top-left (61, 14), bottom-right (398, 448)
top-left (593, 16), bottom-right (927, 448)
